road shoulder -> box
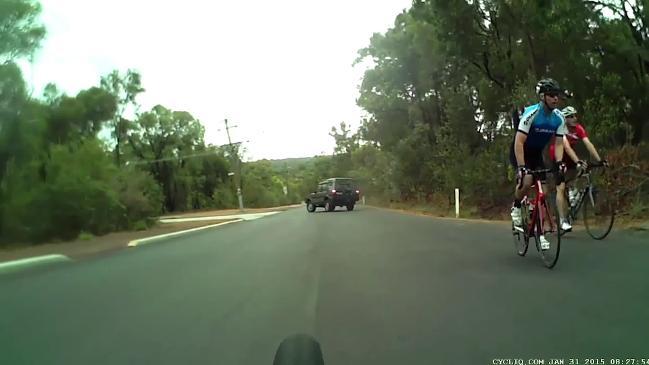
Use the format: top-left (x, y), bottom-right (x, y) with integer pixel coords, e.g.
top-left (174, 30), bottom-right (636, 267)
top-left (0, 219), bottom-right (241, 265)
top-left (1, 205), bottom-right (302, 266)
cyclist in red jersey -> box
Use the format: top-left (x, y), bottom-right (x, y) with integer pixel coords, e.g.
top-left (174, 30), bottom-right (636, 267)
top-left (551, 106), bottom-right (607, 231)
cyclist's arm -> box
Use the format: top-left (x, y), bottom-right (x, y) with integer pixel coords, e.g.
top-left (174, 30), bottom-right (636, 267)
top-left (554, 113), bottom-right (568, 161)
top-left (514, 132), bottom-right (527, 167)
top-left (554, 136), bottom-right (564, 161)
top-left (563, 136), bottom-right (580, 163)
top-left (515, 108), bottom-right (536, 167)
top-left (582, 137), bottom-right (602, 161)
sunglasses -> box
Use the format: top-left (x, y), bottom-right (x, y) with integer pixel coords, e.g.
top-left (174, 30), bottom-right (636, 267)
top-left (545, 92), bottom-right (560, 98)
top-left (566, 115), bottom-right (576, 119)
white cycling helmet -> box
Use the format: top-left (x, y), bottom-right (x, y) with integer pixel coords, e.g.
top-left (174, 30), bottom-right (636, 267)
top-left (562, 106), bottom-right (577, 117)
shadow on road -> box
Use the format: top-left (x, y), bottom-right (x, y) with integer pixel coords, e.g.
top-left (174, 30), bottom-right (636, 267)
top-left (313, 209), bottom-right (356, 214)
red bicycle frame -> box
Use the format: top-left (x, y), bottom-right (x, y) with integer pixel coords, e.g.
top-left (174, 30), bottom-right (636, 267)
top-left (521, 170), bottom-right (556, 238)
top-left (514, 168), bottom-right (561, 268)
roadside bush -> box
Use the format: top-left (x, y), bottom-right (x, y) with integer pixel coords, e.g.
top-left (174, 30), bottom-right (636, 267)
top-left (132, 220), bottom-right (148, 231)
top-left (111, 166), bottom-right (164, 229)
top-left (2, 141), bottom-right (124, 243)
top-left (605, 144), bottom-right (649, 217)
top-left (78, 231), bottom-right (94, 240)
top-left (212, 184), bottom-right (238, 209)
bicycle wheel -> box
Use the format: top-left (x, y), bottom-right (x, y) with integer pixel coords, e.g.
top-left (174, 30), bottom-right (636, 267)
top-left (513, 203), bottom-right (529, 256)
top-left (535, 198), bottom-right (561, 269)
top-left (583, 185), bottom-right (615, 240)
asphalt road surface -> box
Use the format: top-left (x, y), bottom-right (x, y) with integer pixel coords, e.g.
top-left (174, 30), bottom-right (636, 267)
top-left (1, 206), bottom-right (648, 364)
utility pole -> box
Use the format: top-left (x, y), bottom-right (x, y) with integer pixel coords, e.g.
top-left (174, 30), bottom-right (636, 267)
top-left (283, 164), bottom-right (290, 199)
top-left (224, 119), bottom-right (244, 211)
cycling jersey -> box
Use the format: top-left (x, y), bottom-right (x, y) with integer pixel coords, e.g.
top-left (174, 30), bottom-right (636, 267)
top-left (517, 102), bottom-right (568, 149)
top-left (550, 123), bottom-right (588, 162)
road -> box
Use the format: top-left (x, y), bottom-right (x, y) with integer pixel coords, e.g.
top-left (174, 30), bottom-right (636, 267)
top-left (1, 206), bottom-right (648, 364)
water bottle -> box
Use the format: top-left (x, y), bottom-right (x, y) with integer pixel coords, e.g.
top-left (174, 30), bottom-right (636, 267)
top-left (568, 188), bottom-right (578, 207)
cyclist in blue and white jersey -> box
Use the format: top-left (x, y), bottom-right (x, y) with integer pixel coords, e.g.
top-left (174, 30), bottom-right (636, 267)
top-left (510, 78), bottom-right (568, 250)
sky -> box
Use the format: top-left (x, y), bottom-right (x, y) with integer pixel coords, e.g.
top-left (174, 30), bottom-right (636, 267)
top-left (19, 0), bottom-right (412, 161)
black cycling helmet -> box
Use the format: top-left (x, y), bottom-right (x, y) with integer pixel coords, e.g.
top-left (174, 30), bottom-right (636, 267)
top-left (535, 78), bottom-right (562, 95)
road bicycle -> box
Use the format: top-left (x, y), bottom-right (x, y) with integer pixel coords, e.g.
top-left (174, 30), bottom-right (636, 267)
top-left (512, 168), bottom-right (561, 269)
top-left (559, 161), bottom-right (614, 240)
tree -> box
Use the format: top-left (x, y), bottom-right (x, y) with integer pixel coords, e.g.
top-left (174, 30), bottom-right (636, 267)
top-left (100, 69), bottom-right (145, 165)
top-left (587, 0), bottom-right (649, 143)
top-left (1, 0), bottom-right (320, 244)
top-left (0, 63), bottom-right (30, 182)
top-left (329, 122), bottom-right (359, 155)
top-left (46, 87), bottom-right (117, 144)
top-left (351, 0), bottom-right (649, 211)
top-left (127, 105), bottom-right (207, 211)
top-left (242, 160), bottom-right (284, 207)
top-left (2, 140), bottom-right (125, 242)
top-left (329, 122), bottom-right (360, 177)
top-left (0, 0), bottom-right (46, 63)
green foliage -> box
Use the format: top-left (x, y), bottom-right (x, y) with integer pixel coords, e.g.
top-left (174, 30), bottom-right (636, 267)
top-left (0, 0), bottom-right (46, 62)
top-left (132, 221), bottom-right (148, 231)
top-left (242, 161), bottom-right (285, 208)
top-left (343, 0), bottom-right (649, 215)
top-left (111, 166), bottom-right (163, 228)
top-left (0, 59), bottom-right (309, 244)
top-left (46, 87), bottom-right (118, 144)
top-left (0, 63), bottom-right (34, 181)
top-left (268, 157), bottom-right (314, 170)
top-left (4, 0), bottom-right (649, 244)
top-left (582, 73), bottom-right (630, 146)
top-left (2, 141), bottom-right (124, 242)
top-left (604, 144), bottom-right (649, 216)
top-left (212, 184), bottom-right (238, 209)
top-left (0, 59), bottom-right (161, 244)
top-left (126, 105), bottom-right (219, 212)
top-left (78, 232), bottom-right (94, 241)
top-left (100, 69), bottom-right (145, 166)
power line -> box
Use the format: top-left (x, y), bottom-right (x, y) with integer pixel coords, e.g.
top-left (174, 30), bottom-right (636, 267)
top-left (123, 141), bottom-right (250, 166)
top-left (125, 149), bottom-right (226, 165)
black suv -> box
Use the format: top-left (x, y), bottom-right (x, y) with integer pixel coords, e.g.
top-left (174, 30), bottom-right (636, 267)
top-left (305, 178), bottom-right (360, 212)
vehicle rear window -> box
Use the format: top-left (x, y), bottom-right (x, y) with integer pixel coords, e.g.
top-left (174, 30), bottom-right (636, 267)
top-left (335, 180), bottom-right (355, 189)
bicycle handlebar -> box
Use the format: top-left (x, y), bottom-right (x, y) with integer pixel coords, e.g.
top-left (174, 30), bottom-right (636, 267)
top-left (527, 168), bottom-right (553, 174)
top-left (518, 169), bottom-right (554, 189)
top-left (580, 161), bottom-right (608, 176)
top-left (525, 168), bottom-right (554, 177)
